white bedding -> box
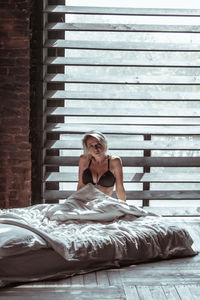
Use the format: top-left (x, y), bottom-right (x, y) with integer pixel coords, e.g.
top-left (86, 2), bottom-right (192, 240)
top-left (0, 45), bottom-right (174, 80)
top-left (0, 184), bottom-right (197, 286)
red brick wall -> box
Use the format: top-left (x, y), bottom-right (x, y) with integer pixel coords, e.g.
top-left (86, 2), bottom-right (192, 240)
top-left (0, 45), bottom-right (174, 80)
top-left (0, 1), bottom-right (31, 208)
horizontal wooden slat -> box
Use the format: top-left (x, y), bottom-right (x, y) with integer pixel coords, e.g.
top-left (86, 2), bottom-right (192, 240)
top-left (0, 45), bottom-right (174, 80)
top-left (46, 107), bottom-right (200, 117)
top-left (45, 56), bottom-right (200, 67)
top-left (45, 73), bottom-right (200, 85)
top-left (144, 206), bottom-right (200, 216)
top-left (46, 22), bottom-right (200, 33)
top-left (44, 40), bottom-right (200, 51)
top-left (44, 6), bottom-right (200, 17)
top-left (46, 123), bottom-right (200, 135)
top-left (45, 90), bottom-right (200, 100)
top-left (45, 172), bottom-right (200, 183)
top-left (45, 139), bottom-right (200, 150)
top-left (44, 190), bottom-right (200, 201)
top-left (50, 117), bottom-right (200, 126)
top-left (45, 156), bottom-right (200, 167)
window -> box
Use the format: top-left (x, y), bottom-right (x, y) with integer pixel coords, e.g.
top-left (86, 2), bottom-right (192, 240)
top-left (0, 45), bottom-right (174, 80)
top-left (43, 0), bottom-right (200, 207)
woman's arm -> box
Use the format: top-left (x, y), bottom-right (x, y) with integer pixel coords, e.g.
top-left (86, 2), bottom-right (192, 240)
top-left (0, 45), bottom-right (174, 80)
top-left (77, 155), bottom-right (86, 190)
top-left (113, 157), bottom-right (126, 201)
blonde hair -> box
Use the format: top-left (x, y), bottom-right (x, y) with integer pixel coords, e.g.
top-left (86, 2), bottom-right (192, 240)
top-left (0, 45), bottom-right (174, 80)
top-left (82, 130), bottom-right (108, 155)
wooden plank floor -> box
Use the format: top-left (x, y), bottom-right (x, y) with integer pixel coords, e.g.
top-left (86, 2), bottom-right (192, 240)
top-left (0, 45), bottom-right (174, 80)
top-left (1, 214), bottom-right (200, 299)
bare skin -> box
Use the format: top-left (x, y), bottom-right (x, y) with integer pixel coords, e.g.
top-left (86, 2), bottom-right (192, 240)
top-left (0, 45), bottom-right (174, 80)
top-left (77, 137), bottom-right (126, 201)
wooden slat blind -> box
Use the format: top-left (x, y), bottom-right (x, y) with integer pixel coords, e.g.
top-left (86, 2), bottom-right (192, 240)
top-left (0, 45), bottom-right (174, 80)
top-left (44, 6), bottom-right (200, 16)
top-left (43, 1), bottom-right (200, 206)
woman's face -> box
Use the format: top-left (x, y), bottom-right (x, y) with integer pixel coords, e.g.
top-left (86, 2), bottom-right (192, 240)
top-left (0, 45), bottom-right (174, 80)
top-left (86, 137), bottom-right (105, 158)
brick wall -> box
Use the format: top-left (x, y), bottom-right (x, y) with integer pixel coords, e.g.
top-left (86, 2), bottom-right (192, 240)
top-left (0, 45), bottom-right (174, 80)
top-left (0, 1), bottom-right (31, 208)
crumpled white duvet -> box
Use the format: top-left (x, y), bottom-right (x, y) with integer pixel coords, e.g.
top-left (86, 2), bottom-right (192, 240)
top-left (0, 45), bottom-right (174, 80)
top-left (0, 184), bottom-right (197, 280)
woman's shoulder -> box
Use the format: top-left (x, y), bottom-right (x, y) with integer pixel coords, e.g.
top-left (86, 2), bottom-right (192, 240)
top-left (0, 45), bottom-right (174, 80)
top-left (109, 155), bottom-right (122, 166)
top-left (79, 154), bottom-right (91, 165)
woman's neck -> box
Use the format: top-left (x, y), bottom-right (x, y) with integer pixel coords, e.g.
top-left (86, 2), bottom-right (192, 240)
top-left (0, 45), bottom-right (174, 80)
top-left (92, 154), bottom-right (108, 164)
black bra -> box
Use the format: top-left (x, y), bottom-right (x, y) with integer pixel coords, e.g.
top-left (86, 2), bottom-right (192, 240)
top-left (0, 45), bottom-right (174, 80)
top-left (82, 157), bottom-right (116, 188)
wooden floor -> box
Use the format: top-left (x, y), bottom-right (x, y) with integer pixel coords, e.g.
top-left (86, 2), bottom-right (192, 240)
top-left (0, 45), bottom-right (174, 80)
top-left (1, 210), bottom-right (200, 299)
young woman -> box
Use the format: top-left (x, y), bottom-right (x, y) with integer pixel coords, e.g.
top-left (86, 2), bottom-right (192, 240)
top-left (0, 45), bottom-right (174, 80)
top-left (77, 130), bottom-right (126, 201)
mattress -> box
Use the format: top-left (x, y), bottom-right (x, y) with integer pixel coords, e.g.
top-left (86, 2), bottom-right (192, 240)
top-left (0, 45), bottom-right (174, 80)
top-left (0, 184), bottom-right (197, 287)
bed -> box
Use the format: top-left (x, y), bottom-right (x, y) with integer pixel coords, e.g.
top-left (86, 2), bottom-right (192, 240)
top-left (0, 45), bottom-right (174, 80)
top-left (0, 184), bottom-right (197, 287)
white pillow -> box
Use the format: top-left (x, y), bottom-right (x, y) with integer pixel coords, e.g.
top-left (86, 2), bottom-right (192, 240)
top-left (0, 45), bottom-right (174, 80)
top-left (0, 224), bottom-right (47, 258)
